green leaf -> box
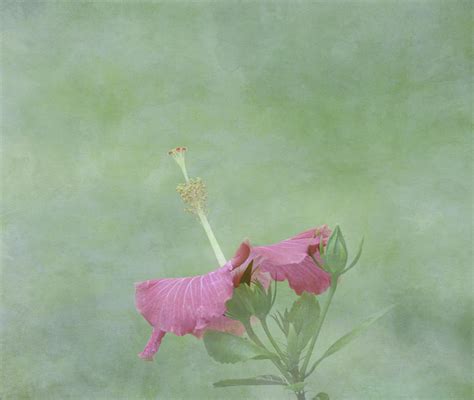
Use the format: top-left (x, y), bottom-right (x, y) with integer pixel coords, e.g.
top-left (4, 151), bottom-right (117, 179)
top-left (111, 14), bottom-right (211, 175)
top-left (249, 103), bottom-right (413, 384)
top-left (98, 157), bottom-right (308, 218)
top-left (203, 331), bottom-right (277, 364)
top-left (213, 375), bottom-right (286, 387)
top-left (313, 392), bottom-right (330, 400)
top-left (286, 323), bottom-right (300, 369)
top-left (319, 305), bottom-right (394, 361)
top-left (272, 309), bottom-right (290, 336)
top-left (226, 274), bottom-right (274, 322)
top-left (285, 382), bottom-right (306, 392)
top-left (271, 313), bottom-right (285, 335)
top-left (252, 280), bottom-right (274, 320)
top-left (288, 292), bottom-right (320, 350)
top-left (225, 284), bottom-right (254, 323)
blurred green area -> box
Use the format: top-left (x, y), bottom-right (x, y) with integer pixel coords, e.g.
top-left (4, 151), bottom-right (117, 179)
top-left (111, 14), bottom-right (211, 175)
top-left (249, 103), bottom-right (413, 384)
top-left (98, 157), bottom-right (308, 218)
top-left (1, 1), bottom-right (471, 399)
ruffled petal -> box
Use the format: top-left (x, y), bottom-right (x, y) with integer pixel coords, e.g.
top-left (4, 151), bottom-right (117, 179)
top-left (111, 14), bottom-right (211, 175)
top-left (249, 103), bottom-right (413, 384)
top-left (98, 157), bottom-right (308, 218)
top-left (135, 264), bottom-right (235, 337)
top-left (135, 242), bottom-right (250, 360)
top-left (249, 225), bottom-right (332, 295)
top-left (260, 255), bottom-right (331, 295)
top-left (230, 240), bottom-right (251, 268)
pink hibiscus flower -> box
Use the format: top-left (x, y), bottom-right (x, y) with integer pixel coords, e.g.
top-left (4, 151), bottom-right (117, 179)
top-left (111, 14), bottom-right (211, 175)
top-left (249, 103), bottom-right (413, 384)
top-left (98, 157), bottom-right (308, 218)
top-left (135, 226), bottom-right (331, 361)
top-left (135, 243), bottom-right (250, 361)
top-left (234, 225), bottom-right (332, 295)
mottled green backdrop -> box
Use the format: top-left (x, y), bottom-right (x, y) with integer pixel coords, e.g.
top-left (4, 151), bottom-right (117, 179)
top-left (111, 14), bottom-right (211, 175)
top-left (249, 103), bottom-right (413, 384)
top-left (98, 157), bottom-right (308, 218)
top-left (1, 1), bottom-right (471, 399)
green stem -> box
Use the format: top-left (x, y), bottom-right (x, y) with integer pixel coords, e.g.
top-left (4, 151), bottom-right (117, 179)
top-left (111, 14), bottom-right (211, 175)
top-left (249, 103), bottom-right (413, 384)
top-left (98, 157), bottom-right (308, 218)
top-left (244, 322), bottom-right (292, 383)
top-left (304, 353), bottom-right (325, 378)
top-left (197, 209), bottom-right (227, 266)
top-left (300, 278), bottom-right (337, 376)
top-left (261, 318), bottom-right (285, 360)
top-left (295, 391), bottom-right (306, 400)
top-left (174, 153), bottom-right (227, 266)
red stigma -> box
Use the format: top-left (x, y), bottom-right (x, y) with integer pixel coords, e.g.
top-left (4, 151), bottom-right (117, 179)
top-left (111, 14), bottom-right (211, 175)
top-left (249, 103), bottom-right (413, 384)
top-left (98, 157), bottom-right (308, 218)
top-left (168, 146), bottom-right (187, 156)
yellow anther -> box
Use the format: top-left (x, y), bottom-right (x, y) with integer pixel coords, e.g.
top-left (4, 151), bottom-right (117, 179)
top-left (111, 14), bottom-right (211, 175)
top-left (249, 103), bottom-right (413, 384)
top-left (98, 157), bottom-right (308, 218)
top-left (176, 178), bottom-right (207, 214)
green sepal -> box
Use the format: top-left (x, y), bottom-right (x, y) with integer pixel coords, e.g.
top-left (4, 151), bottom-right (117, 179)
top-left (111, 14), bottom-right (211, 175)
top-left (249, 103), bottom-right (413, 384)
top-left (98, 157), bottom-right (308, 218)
top-left (342, 237), bottom-right (364, 274)
top-left (225, 274), bottom-right (274, 323)
top-left (213, 375), bottom-right (286, 387)
top-left (225, 284), bottom-right (254, 323)
top-left (319, 234), bottom-right (325, 255)
top-left (203, 331), bottom-right (278, 364)
top-left (240, 260), bottom-right (254, 286)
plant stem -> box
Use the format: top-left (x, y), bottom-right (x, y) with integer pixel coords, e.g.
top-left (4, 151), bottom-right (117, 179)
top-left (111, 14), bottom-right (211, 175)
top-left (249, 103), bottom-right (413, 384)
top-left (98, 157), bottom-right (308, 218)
top-left (261, 318), bottom-right (285, 360)
top-left (197, 209), bottom-right (226, 266)
top-left (244, 322), bottom-right (292, 383)
top-left (295, 391), bottom-right (306, 400)
top-left (300, 279), bottom-right (337, 376)
top-left (173, 151), bottom-right (227, 266)
top-left (304, 353), bottom-right (325, 378)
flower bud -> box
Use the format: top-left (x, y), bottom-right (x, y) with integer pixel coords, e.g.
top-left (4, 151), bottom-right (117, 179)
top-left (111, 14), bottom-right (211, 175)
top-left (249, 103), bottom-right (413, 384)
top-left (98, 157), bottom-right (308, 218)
top-left (322, 225), bottom-right (348, 275)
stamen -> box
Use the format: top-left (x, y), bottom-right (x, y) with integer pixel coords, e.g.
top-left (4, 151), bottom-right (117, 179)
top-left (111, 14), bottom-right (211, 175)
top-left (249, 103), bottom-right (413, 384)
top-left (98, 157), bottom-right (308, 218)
top-left (168, 146), bottom-right (226, 266)
top-left (176, 178), bottom-right (207, 215)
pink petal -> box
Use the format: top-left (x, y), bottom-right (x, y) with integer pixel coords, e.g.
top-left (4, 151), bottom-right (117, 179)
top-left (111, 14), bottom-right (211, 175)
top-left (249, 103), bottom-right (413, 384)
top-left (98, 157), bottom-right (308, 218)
top-left (135, 242), bottom-right (250, 360)
top-left (135, 264), bottom-right (234, 337)
top-left (260, 254), bottom-right (331, 295)
top-left (249, 226), bottom-right (332, 295)
top-left (195, 315), bottom-right (245, 338)
top-left (138, 328), bottom-right (166, 361)
top-left (230, 240), bottom-right (251, 268)
top-left (230, 241), bottom-right (268, 287)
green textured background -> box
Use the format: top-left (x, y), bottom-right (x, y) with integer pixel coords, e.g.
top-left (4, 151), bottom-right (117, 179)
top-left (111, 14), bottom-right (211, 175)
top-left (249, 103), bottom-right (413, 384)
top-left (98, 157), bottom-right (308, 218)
top-left (1, 1), bottom-right (472, 399)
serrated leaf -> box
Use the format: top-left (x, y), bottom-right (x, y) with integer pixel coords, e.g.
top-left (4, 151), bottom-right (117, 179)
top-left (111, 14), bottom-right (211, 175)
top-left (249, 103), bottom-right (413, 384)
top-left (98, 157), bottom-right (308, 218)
top-left (319, 305), bottom-right (394, 361)
top-left (252, 280), bottom-right (273, 319)
top-left (204, 331), bottom-right (277, 364)
top-left (213, 375), bottom-right (286, 387)
top-left (313, 392), bottom-right (330, 400)
top-left (288, 292), bottom-right (320, 350)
